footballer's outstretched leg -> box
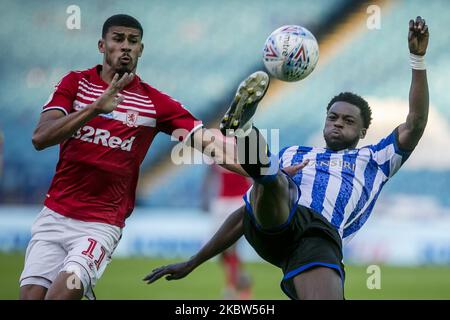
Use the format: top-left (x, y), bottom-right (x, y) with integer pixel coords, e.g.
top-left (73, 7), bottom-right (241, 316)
top-left (220, 71), bottom-right (303, 229)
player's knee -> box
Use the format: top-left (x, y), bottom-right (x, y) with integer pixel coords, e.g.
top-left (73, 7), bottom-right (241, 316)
top-left (294, 267), bottom-right (344, 300)
top-left (19, 284), bottom-right (47, 300)
top-left (62, 258), bottom-right (97, 298)
top-left (45, 260), bottom-right (91, 300)
top-left (45, 271), bottom-right (84, 300)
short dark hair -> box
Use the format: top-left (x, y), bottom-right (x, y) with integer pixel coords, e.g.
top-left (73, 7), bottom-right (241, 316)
top-left (102, 14), bottom-right (143, 38)
top-left (326, 92), bottom-right (372, 128)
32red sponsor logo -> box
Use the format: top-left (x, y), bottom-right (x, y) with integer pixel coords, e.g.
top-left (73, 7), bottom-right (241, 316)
top-left (73, 125), bottom-right (135, 151)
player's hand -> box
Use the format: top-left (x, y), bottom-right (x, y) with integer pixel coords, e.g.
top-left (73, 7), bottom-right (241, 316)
top-left (408, 16), bottom-right (429, 56)
top-left (92, 72), bottom-right (135, 114)
top-left (283, 159), bottom-right (310, 177)
top-left (143, 260), bottom-right (196, 284)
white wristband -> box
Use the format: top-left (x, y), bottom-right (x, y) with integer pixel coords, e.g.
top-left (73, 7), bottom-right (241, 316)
top-left (410, 53), bottom-right (426, 70)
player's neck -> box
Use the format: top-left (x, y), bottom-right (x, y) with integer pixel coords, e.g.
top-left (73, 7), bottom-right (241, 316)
top-left (325, 143), bottom-right (357, 152)
top-left (99, 65), bottom-right (116, 84)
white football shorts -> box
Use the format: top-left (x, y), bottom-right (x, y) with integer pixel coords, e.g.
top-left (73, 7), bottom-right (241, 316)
top-left (19, 206), bottom-right (122, 300)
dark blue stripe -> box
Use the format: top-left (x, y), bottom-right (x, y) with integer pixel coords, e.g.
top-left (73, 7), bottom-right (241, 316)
top-left (379, 160), bottom-right (391, 177)
top-left (243, 193), bottom-right (253, 216)
top-left (346, 157), bottom-right (378, 224)
top-left (369, 132), bottom-right (395, 152)
top-left (343, 181), bottom-right (386, 238)
top-left (371, 130), bottom-right (410, 167)
top-left (243, 192), bottom-right (266, 231)
top-left (278, 146), bottom-right (290, 161)
top-left (310, 152), bottom-right (332, 215)
top-left (297, 146), bottom-right (314, 154)
top-left (330, 153), bottom-right (357, 229)
top-left (282, 261), bottom-right (345, 299)
top-left (290, 146), bottom-right (309, 186)
top-left (283, 261), bottom-right (344, 281)
top-left (391, 127), bottom-right (413, 160)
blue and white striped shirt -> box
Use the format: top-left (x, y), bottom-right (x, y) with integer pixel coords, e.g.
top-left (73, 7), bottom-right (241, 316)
top-left (278, 129), bottom-right (411, 244)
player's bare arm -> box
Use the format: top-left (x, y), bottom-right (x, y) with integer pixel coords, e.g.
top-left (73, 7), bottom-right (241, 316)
top-left (189, 127), bottom-right (249, 176)
top-left (32, 72), bottom-right (134, 150)
top-left (397, 16), bottom-right (429, 151)
top-left (144, 206), bottom-right (245, 284)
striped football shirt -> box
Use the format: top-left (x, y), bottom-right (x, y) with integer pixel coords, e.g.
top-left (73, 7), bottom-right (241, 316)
top-left (278, 129), bottom-right (411, 244)
top-left (42, 65), bottom-right (202, 227)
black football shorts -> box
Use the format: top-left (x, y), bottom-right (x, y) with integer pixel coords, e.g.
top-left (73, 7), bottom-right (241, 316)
top-left (242, 175), bottom-right (345, 299)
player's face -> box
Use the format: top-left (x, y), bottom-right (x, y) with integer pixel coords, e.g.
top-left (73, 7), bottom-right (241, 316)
top-left (99, 26), bottom-right (144, 75)
top-left (323, 102), bottom-right (367, 151)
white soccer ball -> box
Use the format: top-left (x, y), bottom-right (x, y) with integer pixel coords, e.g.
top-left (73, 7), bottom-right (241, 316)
top-left (263, 25), bottom-right (319, 82)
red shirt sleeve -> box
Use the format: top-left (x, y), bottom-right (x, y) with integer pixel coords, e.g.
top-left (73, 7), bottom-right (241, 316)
top-left (154, 91), bottom-right (202, 141)
top-left (42, 71), bottom-right (79, 115)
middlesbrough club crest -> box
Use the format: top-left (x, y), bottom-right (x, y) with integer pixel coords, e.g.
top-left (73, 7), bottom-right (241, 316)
top-left (124, 110), bottom-right (139, 127)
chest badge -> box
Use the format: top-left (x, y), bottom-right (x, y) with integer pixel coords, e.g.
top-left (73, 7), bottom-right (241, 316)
top-left (124, 110), bottom-right (139, 127)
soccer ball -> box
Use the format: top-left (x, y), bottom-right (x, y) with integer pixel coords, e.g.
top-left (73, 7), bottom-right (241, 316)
top-left (263, 25), bottom-right (319, 82)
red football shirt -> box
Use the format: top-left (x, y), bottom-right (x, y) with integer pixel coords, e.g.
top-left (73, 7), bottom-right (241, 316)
top-left (214, 165), bottom-right (251, 198)
top-left (42, 65), bottom-right (202, 227)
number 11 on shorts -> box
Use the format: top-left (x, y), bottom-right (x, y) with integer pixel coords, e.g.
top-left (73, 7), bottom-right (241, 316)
top-left (82, 238), bottom-right (106, 270)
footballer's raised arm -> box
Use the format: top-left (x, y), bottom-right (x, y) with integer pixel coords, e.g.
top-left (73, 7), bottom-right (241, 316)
top-left (397, 17), bottom-right (429, 151)
top-left (32, 73), bottom-right (133, 150)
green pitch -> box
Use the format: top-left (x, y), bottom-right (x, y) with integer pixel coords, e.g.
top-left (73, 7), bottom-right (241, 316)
top-left (1, 252), bottom-right (450, 299)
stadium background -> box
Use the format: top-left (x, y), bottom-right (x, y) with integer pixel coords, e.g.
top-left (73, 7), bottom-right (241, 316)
top-left (1, 0), bottom-right (450, 299)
